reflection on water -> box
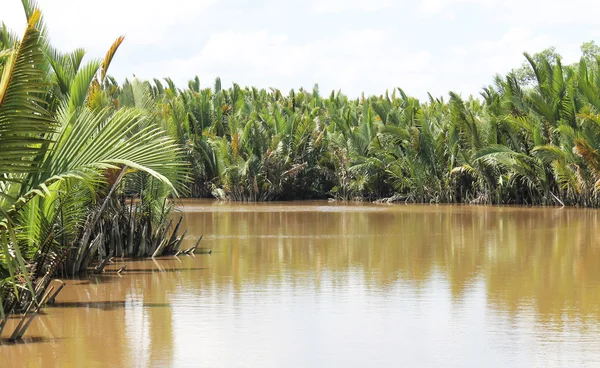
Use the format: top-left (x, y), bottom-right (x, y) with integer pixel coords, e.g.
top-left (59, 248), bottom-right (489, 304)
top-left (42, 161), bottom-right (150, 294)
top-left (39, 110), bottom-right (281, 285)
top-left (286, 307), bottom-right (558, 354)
top-left (2, 201), bottom-right (600, 367)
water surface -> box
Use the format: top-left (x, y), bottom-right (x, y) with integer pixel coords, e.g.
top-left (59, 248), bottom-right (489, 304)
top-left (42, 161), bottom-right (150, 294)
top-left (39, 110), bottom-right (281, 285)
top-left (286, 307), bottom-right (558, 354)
top-left (2, 201), bottom-right (600, 367)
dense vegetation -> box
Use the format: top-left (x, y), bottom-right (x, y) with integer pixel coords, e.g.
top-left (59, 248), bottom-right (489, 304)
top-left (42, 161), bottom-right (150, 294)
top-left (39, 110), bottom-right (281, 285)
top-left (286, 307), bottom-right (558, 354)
top-left (132, 42), bottom-right (600, 206)
top-left (0, 2), bottom-right (187, 326)
top-left (2, 0), bottom-right (600, 332)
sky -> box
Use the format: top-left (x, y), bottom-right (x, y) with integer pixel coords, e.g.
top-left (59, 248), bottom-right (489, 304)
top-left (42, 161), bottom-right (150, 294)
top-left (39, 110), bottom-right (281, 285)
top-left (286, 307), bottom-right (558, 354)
top-left (2, 0), bottom-right (599, 99)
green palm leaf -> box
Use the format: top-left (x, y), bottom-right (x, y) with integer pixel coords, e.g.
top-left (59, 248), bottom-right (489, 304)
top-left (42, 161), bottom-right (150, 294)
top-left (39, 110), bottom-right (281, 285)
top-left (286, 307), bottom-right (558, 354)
top-left (0, 10), bottom-right (54, 181)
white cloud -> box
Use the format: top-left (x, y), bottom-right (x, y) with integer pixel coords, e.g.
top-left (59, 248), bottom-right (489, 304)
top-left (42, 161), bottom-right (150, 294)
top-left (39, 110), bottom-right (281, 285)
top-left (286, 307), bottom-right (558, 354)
top-left (434, 27), bottom-right (583, 97)
top-left (2, 0), bottom-right (595, 100)
top-left (134, 29), bottom-right (431, 97)
top-left (506, 0), bottom-right (600, 25)
top-left (311, 0), bottom-right (395, 13)
top-left (419, 0), bottom-right (600, 25)
top-left (2, 2), bottom-right (27, 31)
top-left (419, 0), bottom-right (492, 16)
top-left (148, 26), bottom-right (585, 99)
top-left (3, 0), bottom-right (218, 52)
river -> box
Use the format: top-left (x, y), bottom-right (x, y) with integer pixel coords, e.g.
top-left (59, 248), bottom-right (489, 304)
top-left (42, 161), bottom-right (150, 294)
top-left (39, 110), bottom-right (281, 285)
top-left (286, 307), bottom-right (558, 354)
top-left (1, 200), bottom-right (600, 367)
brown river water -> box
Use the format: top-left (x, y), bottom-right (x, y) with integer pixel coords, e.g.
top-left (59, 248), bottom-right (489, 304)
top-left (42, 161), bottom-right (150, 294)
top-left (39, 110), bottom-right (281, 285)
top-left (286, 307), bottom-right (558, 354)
top-left (2, 200), bottom-right (600, 367)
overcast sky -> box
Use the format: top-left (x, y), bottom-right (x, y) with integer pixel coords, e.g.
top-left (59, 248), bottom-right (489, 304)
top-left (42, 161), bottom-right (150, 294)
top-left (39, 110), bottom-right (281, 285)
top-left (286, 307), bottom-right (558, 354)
top-left (3, 0), bottom-right (599, 99)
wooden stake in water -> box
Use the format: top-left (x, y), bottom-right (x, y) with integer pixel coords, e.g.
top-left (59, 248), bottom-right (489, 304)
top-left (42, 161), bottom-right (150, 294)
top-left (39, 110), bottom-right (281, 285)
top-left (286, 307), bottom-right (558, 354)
top-left (47, 281), bottom-right (67, 305)
top-left (184, 235), bottom-right (203, 255)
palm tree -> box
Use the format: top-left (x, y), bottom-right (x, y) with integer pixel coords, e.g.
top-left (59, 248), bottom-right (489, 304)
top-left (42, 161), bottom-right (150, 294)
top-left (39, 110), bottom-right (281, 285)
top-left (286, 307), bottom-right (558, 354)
top-left (1, 3), bottom-right (187, 318)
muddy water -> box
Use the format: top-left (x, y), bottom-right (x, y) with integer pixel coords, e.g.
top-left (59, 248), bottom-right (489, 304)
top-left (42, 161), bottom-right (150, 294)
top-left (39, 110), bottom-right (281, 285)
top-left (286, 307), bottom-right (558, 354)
top-left (2, 200), bottom-right (600, 367)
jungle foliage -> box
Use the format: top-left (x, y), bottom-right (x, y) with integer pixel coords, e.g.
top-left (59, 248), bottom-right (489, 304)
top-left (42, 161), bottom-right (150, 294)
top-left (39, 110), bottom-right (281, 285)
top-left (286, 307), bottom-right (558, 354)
top-left (138, 43), bottom-right (600, 206)
top-left (0, 1), bottom-right (187, 326)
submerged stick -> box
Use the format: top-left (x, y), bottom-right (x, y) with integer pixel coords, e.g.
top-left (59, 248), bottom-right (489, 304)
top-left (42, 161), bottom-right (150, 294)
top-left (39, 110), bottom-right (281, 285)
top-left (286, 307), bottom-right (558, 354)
top-left (47, 281), bottom-right (67, 306)
top-left (8, 296), bottom-right (38, 341)
top-left (15, 287), bottom-right (54, 340)
top-left (185, 235), bottom-right (203, 255)
top-left (172, 230), bottom-right (187, 254)
top-left (117, 264), bottom-right (127, 274)
top-left (0, 300), bottom-right (17, 336)
top-left (154, 219), bottom-right (173, 254)
top-left (165, 217), bottom-right (183, 254)
top-left (151, 238), bottom-right (169, 259)
top-left (550, 191), bottom-right (565, 208)
top-left (94, 252), bottom-right (114, 274)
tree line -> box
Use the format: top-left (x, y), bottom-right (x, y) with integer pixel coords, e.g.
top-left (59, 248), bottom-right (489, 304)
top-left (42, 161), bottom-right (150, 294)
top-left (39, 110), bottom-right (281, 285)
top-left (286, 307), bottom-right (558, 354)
top-left (138, 44), bottom-right (600, 206)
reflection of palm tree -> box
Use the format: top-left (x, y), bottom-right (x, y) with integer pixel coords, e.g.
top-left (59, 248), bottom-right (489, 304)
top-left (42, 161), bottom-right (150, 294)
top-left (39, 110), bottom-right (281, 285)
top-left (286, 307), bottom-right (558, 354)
top-left (180, 204), bottom-right (600, 325)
